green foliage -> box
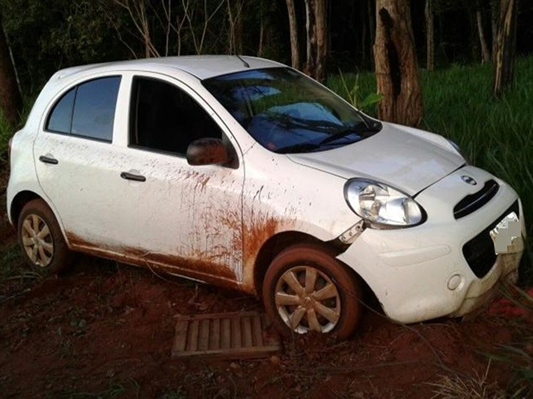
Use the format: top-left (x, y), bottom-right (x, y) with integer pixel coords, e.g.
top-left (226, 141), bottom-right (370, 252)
top-left (0, 0), bottom-right (131, 94)
top-left (0, 242), bottom-right (44, 285)
top-left (0, 244), bottom-right (23, 280)
top-left (491, 338), bottom-right (533, 398)
top-left (486, 286), bottom-right (533, 398)
top-left (337, 71), bottom-right (381, 112)
top-left (327, 72), bottom-right (379, 115)
top-left (419, 58), bottom-right (533, 283)
top-left (160, 387), bottom-right (187, 399)
top-left (0, 0), bottom-right (288, 94)
top-left (0, 111), bottom-right (11, 167)
top-left (53, 381), bottom-right (128, 399)
top-left (1, 102), bottom-right (31, 168)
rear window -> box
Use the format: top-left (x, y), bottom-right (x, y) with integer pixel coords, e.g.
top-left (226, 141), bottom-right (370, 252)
top-left (46, 76), bottom-right (121, 142)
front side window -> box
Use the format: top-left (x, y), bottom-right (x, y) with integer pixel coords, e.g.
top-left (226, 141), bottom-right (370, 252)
top-left (203, 68), bottom-right (381, 154)
top-left (46, 76), bottom-right (121, 142)
top-left (129, 77), bottom-right (222, 155)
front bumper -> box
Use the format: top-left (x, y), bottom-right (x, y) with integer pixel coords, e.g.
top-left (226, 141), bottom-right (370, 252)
top-left (337, 166), bottom-right (525, 324)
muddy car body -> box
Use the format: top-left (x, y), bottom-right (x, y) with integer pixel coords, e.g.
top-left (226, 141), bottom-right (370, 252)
top-left (7, 56), bottom-right (526, 338)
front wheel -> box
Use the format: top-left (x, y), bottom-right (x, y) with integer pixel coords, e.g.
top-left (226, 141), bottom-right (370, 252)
top-left (262, 244), bottom-right (362, 340)
top-left (17, 199), bottom-right (72, 275)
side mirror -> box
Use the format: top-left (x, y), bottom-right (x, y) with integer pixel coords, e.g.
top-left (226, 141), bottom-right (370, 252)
top-left (186, 138), bottom-right (231, 166)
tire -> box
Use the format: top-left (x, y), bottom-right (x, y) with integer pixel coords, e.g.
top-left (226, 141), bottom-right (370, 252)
top-left (17, 199), bottom-right (72, 275)
top-left (262, 244), bottom-right (362, 340)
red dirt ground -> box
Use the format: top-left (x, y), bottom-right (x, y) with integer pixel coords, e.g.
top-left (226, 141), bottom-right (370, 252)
top-left (1, 182), bottom-right (532, 398)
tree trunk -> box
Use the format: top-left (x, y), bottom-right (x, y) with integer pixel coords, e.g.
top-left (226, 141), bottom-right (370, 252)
top-left (0, 14), bottom-right (22, 129)
top-left (226, 0), bottom-right (244, 55)
top-left (491, 0), bottom-right (499, 62)
top-left (257, 0), bottom-right (264, 57)
top-left (493, 0), bottom-right (518, 98)
top-left (476, 9), bottom-right (491, 63)
top-left (425, 0), bottom-right (434, 71)
top-left (304, 0), bottom-right (315, 75)
top-left (374, 0), bottom-right (423, 127)
top-left (235, 5), bottom-right (243, 55)
top-left (313, 0), bottom-right (327, 83)
top-left (367, 0), bottom-right (375, 70)
top-left (285, 0), bottom-right (300, 69)
top-left (303, 0), bottom-right (327, 83)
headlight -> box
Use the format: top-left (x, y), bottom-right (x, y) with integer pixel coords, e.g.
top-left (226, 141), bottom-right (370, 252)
top-left (344, 179), bottom-right (425, 227)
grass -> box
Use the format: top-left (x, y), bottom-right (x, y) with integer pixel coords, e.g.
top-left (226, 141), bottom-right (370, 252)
top-left (0, 111), bottom-right (12, 168)
top-left (428, 286), bottom-right (533, 398)
top-left (51, 379), bottom-right (135, 399)
top-left (328, 57), bottom-right (533, 284)
top-left (0, 243), bottom-right (41, 306)
top-left (491, 340), bottom-right (533, 399)
top-left (484, 285), bottom-right (533, 398)
top-left (429, 362), bottom-right (506, 399)
top-left (0, 99), bottom-right (32, 170)
top-left (160, 387), bottom-right (186, 399)
top-left (420, 59), bottom-right (533, 242)
top-left (327, 68), bottom-right (378, 114)
top-left (0, 244), bottom-right (22, 279)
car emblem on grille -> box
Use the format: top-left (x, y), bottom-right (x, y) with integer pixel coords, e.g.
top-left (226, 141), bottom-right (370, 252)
top-left (461, 175), bottom-right (477, 185)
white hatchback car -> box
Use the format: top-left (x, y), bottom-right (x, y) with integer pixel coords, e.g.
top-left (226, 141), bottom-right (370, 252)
top-left (7, 56), bottom-right (526, 339)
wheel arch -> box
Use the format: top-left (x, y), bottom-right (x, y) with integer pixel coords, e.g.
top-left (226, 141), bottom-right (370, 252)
top-left (9, 190), bottom-right (43, 225)
top-left (252, 231), bottom-right (368, 297)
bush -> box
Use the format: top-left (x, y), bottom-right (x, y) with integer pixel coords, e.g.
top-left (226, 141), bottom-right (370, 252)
top-left (0, 112), bottom-right (13, 168)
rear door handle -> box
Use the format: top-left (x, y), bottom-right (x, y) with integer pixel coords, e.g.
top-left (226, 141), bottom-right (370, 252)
top-left (39, 155), bottom-right (59, 165)
top-left (120, 171), bottom-right (146, 182)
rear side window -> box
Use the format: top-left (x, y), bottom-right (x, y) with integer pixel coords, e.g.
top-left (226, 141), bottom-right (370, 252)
top-left (46, 76), bottom-right (121, 142)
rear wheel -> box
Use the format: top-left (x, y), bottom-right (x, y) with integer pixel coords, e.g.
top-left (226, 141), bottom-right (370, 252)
top-left (18, 199), bottom-right (72, 274)
top-left (262, 244), bottom-right (362, 339)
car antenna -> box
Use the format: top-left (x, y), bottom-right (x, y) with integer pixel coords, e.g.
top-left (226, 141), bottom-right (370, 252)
top-left (236, 55), bottom-right (250, 68)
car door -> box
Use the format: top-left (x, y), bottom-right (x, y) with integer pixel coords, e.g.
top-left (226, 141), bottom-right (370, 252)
top-left (112, 74), bottom-right (246, 283)
top-left (33, 75), bottom-right (142, 248)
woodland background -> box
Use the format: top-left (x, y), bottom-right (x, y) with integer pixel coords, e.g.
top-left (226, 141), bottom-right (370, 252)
top-left (0, 0), bottom-right (532, 98)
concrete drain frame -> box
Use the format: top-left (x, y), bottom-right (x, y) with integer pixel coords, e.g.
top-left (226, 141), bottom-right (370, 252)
top-left (172, 311), bottom-right (281, 359)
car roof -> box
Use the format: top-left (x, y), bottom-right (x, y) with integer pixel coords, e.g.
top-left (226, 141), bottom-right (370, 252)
top-left (52, 55), bottom-right (286, 81)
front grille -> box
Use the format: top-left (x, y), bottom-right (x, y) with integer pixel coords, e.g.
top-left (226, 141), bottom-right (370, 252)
top-left (462, 200), bottom-right (519, 279)
top-left (454, 180), bottom-right (499, 219)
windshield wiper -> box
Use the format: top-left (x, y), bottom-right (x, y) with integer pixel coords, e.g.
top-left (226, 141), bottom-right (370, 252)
top-left (316, 128), bottom-right (360, 147)
top-left (317, 121), bottom-right (382, 148)
top-left (276, 142), bottom-right (322, 154)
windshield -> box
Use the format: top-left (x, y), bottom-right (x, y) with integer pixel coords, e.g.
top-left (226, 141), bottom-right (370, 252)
top-left (202, 68), bottom-right (381, 154)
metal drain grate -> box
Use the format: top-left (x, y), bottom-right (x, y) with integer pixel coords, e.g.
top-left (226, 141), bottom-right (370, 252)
top-left (171, 311), bottom-right (281, 359)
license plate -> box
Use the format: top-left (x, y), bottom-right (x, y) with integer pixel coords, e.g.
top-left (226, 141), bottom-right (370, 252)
top-left (489, 212), bottom-right (522, 254)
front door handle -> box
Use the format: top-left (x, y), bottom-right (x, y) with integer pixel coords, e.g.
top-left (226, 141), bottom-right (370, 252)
top-left (120, 171), bottom-right (146, 182)
top-left (39, 155), bottom-right (59, 165)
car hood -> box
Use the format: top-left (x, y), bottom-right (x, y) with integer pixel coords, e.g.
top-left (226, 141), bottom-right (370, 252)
top-left (286, 123), bottom-right (465, 195)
